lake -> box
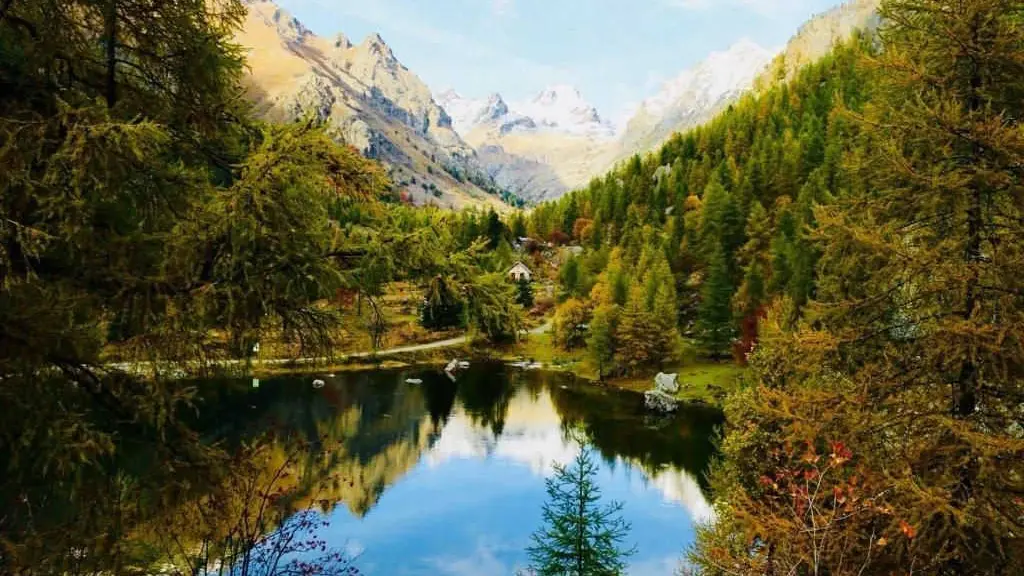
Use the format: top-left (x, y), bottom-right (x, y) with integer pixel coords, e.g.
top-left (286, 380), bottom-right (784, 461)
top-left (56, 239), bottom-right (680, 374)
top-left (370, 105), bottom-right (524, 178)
top-left (207, 363), bottom-right (724, 576)
top-left (0, 362), bottom-right (722, 575)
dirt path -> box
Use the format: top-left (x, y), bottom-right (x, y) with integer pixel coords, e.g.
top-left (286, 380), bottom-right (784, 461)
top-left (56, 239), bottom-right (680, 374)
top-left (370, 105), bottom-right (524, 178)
top-left (110, 321), bottom-right (553, 373)
top-left (348, 320), bottom-right (552, 358)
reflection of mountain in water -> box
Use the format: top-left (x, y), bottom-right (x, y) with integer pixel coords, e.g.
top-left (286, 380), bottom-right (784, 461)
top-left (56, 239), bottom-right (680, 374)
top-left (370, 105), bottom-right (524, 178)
top-left (1, 364), bottom-right (722, 574)
top-left (202, 363), bottom-right (723, 521)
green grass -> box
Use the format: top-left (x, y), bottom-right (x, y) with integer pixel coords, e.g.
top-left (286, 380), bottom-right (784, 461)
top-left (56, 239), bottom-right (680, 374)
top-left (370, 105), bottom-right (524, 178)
top-left (672, 362), bottom-right (746, 403)
top-left (608, 361), bottom-right (746, 405)
top-left (500, 331), bottom-right (588, 368)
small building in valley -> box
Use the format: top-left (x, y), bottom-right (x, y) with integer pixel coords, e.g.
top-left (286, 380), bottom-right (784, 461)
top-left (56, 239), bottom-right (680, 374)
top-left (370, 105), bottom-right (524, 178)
top-left (507, 261), bottom-right (532, 282)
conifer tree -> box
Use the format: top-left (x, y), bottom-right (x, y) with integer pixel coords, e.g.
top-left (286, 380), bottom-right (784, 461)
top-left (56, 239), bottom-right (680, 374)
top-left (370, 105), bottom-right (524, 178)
top-left (586, 305), bottom-right (618, 381)
top-left (692, 2), bottom-right (1024, 573)
top-left (695, 246), bottom-right (736, 358)
top-left (526, 449), bottom-right (634, 576)
top-left (559, 254), bottom-right (583, 299)
top-left (614, 284), bottom-right (660, 373)
top-left (515, 277), bottom-right (534, 309)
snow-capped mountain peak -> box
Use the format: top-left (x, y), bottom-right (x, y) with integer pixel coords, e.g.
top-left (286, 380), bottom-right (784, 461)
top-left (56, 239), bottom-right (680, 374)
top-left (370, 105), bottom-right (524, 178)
top-left (437, 85), bottom-right (612, 139)
top-left (515, 84), bottom-right (612, 137)
top-left (532, 84), bottom-right (584, 106)
top-left (639, 39), bottom-right (776, 118)
top-left (436, 90), bottom-right (514, 136)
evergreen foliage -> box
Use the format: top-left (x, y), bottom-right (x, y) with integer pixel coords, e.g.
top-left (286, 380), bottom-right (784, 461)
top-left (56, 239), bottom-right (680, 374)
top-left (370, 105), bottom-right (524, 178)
top-left (516, 277), bottom-right (535, 309)
top-left (525, 449), bottom-right (635, 576)
top-left (519, 36), bottom-right (873, 368)
top-left (690, 1), bottom-right (1024, 574)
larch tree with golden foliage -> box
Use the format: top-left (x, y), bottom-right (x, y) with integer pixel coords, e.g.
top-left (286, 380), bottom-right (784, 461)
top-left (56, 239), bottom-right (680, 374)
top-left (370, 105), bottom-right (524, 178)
top-left (691, 1), bottom-right (1024, 574)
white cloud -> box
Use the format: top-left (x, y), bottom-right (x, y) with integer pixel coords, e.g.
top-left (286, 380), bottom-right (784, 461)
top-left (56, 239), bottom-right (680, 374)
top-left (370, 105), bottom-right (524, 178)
top-left (427, 538), bottom-right (523, 576)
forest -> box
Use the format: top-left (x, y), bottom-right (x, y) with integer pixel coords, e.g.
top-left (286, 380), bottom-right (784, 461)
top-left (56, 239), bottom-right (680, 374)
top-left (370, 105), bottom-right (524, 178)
top-left (0, 0), bottom-right (525, 571)
top-left (512, 36), bottom-right (871, 376)
top-left (520, 0), bottom-right (1024, 572)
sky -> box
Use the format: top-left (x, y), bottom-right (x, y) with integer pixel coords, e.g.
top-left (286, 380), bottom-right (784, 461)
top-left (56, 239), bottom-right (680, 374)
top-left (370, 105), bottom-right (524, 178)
top-left (275, 0), bottom-right (842, 123)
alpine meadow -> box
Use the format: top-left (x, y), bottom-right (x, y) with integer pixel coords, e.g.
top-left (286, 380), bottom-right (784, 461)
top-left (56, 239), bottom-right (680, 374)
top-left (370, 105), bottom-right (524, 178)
top-left (0, 0), bottom-right (1022, 575)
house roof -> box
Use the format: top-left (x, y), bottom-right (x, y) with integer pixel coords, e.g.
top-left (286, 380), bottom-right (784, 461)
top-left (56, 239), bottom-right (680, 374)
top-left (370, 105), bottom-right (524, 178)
top-left (507, 261), bottom-right (531, 273)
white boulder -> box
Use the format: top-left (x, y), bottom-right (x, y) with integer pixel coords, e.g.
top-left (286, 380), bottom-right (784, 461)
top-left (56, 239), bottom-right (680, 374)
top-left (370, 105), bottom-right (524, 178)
top-left (654, 372), bottom-right (680, 394)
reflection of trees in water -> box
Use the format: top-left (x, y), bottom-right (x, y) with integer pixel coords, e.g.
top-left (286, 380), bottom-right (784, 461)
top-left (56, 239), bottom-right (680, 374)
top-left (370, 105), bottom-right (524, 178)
top-left (454, 364), bottom-right (519, 436)
top-left (546, 381), bottom-right (724, 494)
top-left (0, 370), bottom-right (232, 575)
top-left (194, 371), bottom-right (454, 518)
top-left (0, 365), bottom-right (721, 574)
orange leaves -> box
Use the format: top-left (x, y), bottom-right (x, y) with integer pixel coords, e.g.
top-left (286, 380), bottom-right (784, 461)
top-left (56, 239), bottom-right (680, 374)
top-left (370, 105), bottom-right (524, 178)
top-left (899, 520), bottom-right (917, 539)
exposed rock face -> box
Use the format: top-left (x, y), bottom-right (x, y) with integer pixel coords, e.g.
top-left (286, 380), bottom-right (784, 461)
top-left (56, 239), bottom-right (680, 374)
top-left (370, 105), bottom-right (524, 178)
top-left (757, 0), bottom-right (882, 85)
top-left (610, 40), bottom-right (776, 166)
top-left (236, 0), bottom-right (509, 209)
top-left (435, 2), bottom-right (881, 204)
top-left (437, 86), bottom-right (616, 201)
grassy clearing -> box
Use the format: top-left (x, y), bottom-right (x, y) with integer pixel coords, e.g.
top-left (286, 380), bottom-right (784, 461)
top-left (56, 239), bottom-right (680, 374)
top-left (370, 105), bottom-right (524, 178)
top-left (607, 362), bottom-right (745, 404)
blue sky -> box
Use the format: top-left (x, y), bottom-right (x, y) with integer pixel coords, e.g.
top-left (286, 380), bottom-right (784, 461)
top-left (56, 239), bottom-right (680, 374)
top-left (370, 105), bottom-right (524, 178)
top-left (276, 0), bottom-right (842, 121)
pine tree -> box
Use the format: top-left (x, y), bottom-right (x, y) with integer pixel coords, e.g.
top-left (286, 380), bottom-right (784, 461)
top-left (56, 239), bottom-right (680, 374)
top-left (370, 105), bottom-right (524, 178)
top-left (526, 449), bottom-right (634, 576)
top-left (586, 305), bottom-right (618, 381)
top-left (559, 254), bottom-right (583, 299)
top-left (692, 2), bottom-right (1024, 573)
top-left (515, 277), bottom-right (534, 309)
top-left (485, 210), bottom-right (506, 249)
top-left (614, 284), bottom-right (660, 373)
top-left (420, 275), bottom-right (466, 330)
top-left (695, 246), bottom-right (736, 358)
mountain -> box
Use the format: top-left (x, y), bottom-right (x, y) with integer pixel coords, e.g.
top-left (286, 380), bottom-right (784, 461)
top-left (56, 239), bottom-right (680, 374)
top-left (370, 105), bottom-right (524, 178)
top-left (436, 86), bottom-right (614, 202)
top-left (235, 0), bottom-right (512, 209)
top-left (438, 0), bottom-right (883, 203)
top-left (437, 44), bottom-right (775, 203)
top-left (438, 85), bottom-right (613, 139)
top-left (757, 0), bottom-right (881, 85)
top-left (611, 39), bottom-right (777, 164)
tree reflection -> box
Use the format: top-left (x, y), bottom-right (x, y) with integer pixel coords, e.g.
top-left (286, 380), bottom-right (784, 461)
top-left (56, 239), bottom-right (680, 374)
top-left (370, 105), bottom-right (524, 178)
top-left (0, 365), bottom-right (722, 574)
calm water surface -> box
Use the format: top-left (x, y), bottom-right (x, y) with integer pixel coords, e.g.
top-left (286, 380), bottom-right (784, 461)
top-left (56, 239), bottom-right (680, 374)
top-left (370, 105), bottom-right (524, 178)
top-left (212, 363), bottom-right (724, 576)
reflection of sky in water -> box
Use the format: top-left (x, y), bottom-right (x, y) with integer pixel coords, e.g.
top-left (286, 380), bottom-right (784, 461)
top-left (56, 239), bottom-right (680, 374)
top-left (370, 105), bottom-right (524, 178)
top-left (319, 387), bottom-right (710, 575)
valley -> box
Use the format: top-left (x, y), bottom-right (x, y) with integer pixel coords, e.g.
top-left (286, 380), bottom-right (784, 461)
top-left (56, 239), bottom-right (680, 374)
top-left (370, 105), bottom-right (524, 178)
top-left (2, 0), bottom-right (1021, 575)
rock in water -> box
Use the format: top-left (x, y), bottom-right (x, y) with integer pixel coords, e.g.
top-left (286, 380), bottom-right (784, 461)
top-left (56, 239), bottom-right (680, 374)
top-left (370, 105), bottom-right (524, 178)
top-left (644, 390), bottom-right (678, 413)
top-left (312, 379), bottom-right (325, 388)
top-left (405, 378), bottom-right (423, 384)
top-left (654, 372), bottom-right (680, 394)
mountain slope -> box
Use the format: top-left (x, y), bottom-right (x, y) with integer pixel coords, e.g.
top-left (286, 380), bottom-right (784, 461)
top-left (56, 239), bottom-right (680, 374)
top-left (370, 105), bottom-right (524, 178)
top-left (611, 40), bottom-right (776, 165)
top-left (434, 1), bottom-right (882, 204)
top-left (756, 0), bottom-right (881, 85)
top-left (236, 1), bottom-right (512, 209)
top-left (438, 86), bottom-right (616, 202)
top-left (438, 42), bottom-right (777, 203)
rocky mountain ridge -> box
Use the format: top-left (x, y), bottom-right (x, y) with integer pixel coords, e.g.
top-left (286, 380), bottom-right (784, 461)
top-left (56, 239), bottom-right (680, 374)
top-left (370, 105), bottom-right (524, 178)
top-left (237, 0), bottom-right (513, 209)
top-left (239, 0), bottom-right (883, 206)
